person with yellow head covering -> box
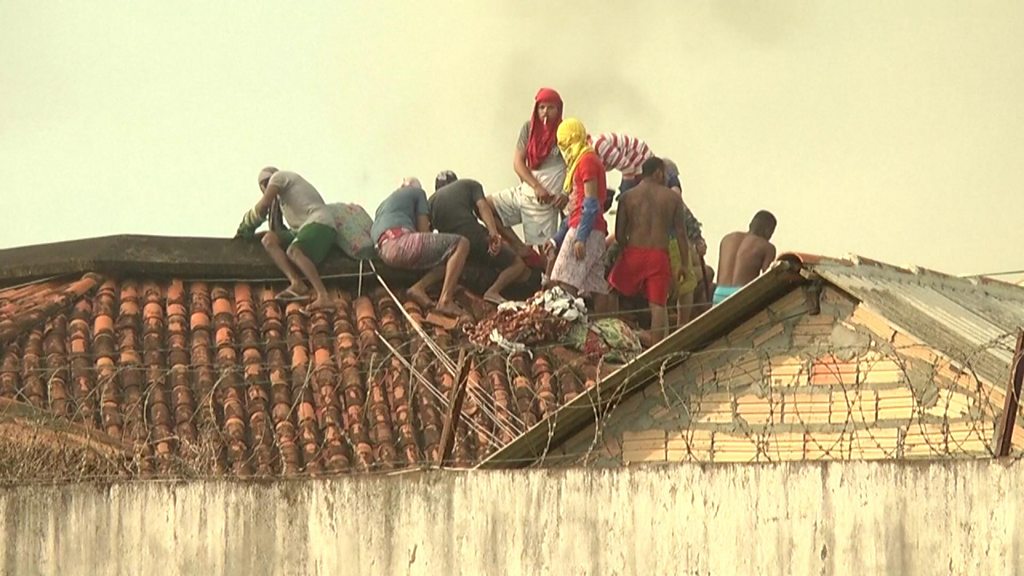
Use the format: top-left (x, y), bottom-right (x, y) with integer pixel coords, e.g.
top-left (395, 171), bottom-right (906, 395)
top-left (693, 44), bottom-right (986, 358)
top-left (545, 118), bottom-right (613, 310)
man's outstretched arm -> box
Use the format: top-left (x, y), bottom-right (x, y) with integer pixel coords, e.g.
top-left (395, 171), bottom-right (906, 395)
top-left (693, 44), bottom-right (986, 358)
top-left (236, 183), bottom-right (283, 238)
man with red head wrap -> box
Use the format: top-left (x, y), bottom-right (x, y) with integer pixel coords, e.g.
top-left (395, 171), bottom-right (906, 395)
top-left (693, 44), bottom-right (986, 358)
top-left (487, 88), bottom-right (568, 258)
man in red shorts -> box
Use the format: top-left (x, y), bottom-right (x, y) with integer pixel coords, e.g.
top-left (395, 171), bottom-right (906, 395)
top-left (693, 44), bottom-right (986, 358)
top-left (608, 157), bottom-right (691, 342)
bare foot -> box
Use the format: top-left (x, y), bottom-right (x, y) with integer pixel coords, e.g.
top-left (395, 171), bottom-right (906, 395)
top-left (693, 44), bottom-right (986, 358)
top-left (434, 302), bottom-right (467, 318)
top-left (307, 295), bottom-right (337, 312)
top-left (407, 286), bottom-right (436, 309)
top-left (483, 292), bottom-right (507, 305)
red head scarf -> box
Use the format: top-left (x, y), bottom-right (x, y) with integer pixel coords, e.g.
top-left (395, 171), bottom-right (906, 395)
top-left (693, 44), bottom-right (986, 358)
top-left (525, 87), bottom-right (563, 170)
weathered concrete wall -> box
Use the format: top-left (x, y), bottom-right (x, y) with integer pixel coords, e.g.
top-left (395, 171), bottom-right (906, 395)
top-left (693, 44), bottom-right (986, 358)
top-left (1, 460), bottom-right (1022, 576)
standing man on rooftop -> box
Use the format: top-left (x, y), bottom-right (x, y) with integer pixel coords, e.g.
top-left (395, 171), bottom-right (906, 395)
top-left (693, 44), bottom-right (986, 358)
top-left (547, 118), bottom-right (612, 311)
top-left (488, 88), bottom-right (569, 252)
top-left (715, 211), bottom-right (778, 305)
top-left (662, 158), bottom-right (713, 323)
top-left (607, 157), bottom-right (690, 341)
top-left (590, 132), bottom-right (654, 198)
top-left (235, 167), bottom-right (339, 311)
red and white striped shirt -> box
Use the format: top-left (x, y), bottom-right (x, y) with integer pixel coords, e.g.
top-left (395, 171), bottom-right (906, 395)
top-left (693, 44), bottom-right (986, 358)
top-left (589, 133), bottom-right (654, 177)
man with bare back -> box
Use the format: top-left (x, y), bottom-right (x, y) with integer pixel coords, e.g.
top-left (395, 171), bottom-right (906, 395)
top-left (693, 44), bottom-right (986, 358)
top-left (714, 211), bottom-right (777, 305)
top-left (607, 157), bottom-right (691, 341)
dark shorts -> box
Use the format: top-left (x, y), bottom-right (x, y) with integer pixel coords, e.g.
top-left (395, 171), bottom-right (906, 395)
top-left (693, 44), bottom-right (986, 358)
top-left (457, 225), bottom-right (518, 268)
top-left (278, 223), bottom-right (337, 265)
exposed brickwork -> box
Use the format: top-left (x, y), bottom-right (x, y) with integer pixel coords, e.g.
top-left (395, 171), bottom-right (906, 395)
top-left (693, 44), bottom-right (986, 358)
top-left (555, 286), bottom-right (1003, 465)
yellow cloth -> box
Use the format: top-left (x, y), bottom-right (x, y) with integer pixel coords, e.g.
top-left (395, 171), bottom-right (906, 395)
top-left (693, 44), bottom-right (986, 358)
top-left (669, 241), bottom-right (701, 297)
top-left (557, 118), bottom-right (594, 194)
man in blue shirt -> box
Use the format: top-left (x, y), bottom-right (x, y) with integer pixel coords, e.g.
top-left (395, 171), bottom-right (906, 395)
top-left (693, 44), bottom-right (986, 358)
top-left (373, 184), bottom-right (470, 318)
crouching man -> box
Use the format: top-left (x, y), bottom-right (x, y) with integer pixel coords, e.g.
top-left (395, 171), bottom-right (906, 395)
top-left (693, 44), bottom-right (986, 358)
top-left (373, 183), bottom-right (471, 318)
top-left (430, 174), bottom-right (528, 304)
top-left (235, 166), bottom-right (339, 310)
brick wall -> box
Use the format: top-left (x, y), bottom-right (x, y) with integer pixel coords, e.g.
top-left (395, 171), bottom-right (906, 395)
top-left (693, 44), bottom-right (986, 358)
top-left (552, 285), bottom-right (1008, 466)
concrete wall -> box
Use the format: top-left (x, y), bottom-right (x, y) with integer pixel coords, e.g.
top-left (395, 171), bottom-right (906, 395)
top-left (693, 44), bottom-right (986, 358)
top-left (1, 460), bottom-right (1023, 576)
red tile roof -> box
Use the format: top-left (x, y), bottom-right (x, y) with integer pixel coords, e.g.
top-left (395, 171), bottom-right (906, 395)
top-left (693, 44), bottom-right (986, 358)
top-left (0, 273), bottom-right (601, 479)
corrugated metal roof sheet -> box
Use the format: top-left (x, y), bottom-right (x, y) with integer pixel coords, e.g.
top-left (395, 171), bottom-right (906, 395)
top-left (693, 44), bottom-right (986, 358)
top-left (805, 255), bottom-right (1024, 385)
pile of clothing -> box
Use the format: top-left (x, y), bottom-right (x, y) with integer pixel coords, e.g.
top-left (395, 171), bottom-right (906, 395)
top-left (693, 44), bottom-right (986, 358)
top-left (566, 318), bottom-right (642, 363)
top-left (467, 286), bottom-right (586, 353)
top-left (467, 287), bottom-right (642, 363)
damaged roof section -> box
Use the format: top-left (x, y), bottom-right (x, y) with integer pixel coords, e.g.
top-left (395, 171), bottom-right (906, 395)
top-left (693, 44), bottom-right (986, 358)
top-left (802, 254), bottom-right (1024, 387)
top-left (0, 272), bottom-right (610, 480)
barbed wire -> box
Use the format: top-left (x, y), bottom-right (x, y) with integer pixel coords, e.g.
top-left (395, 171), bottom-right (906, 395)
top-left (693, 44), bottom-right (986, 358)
top-left (1, 333), bottom-right (1019, 485)
top-left (1, 276), bottom-right (1022, 483)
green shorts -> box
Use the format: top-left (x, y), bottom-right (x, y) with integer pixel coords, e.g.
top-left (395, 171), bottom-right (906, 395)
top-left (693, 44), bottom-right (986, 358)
top-left (279, 223), bottom-right (337, 265)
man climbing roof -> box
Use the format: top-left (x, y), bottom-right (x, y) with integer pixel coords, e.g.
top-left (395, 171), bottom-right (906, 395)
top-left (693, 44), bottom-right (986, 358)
top-left (235, 167), bottom-right (339, 311)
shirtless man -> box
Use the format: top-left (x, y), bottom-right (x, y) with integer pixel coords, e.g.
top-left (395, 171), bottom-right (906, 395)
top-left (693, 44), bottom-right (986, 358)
top-left (715, 211), bottom-right (778, 305)
top-left (607, 157), bottom-right (691, 341)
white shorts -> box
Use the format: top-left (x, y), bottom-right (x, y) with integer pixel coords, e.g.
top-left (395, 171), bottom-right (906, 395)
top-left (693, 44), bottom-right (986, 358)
top-left (488, 182), bottom-right (563, 246)
top-left (550, 227), bottom-right (610, 295)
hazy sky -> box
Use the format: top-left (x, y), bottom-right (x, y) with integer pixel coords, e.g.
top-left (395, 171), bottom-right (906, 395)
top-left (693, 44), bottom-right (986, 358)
top-left (2, 2), bottom-right (1022, 278)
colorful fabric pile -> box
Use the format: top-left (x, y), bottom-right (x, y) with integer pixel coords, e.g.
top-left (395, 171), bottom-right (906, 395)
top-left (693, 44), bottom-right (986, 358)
top-left (566, 318), bottom-right (642, 363)
top-left (466, 286), bottom-right (586, 352)
top-left (466, 287), bottom-right (641, 363)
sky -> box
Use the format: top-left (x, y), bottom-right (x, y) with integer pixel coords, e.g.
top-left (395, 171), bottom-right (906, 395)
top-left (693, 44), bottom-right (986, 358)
top-left (2, 1), bottom-right (1023, 279)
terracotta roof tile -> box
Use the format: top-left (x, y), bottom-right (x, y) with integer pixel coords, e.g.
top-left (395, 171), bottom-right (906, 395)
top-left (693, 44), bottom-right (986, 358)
top-left (0, 273), bottom-right (601, 478)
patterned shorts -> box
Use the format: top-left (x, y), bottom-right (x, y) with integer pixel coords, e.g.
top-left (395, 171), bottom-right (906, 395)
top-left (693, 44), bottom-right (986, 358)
top-left (488, 182), bottom-right (563, 246)
top-left (377, 229), bottom-right (462, 270)
top-left (550, 227), bottom-right (609, 295)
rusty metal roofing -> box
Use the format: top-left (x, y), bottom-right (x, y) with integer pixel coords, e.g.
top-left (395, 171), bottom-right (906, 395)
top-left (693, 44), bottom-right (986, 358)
top-left (793, 254), bottom-right (1024, 387)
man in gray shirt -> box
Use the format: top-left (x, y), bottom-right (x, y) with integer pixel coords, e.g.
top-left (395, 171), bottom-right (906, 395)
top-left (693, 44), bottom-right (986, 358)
top-left (235, 166), bottom-right (338, 310)
top-left (488, 88), bottom-right (569, 251)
